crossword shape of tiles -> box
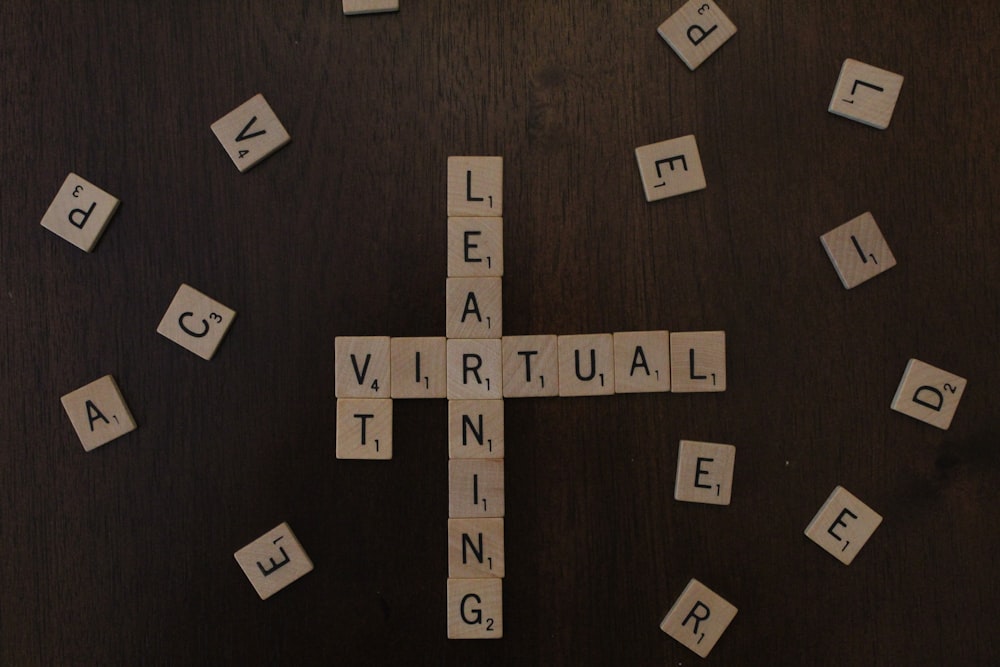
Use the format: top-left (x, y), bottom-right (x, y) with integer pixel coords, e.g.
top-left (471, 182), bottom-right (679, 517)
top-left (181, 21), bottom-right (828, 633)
top-left (60, 375), bottom-right (137, 451)
top-left (502, 335), bottom-right (559, 397)
top-left (449, 459), bottom-right (504, 518)
top-left (804, 486), bottom-right (882, 565)
top-left (448, 217), bottom-right (503, 277)
top-left (557, 333), bottom-right (615, 396)
top-left (343, 0), bottom-right (399, 14)
top-left (613, 330), bottom-right (670, 393)
top-left (674, 440), bottom-right (735, 505)
top-left (447, 157), bottom-right (503, 217)
top-left (891, 359), bottom-right (967, 430)
top-left (233, 522), bottom-right (314, 600)
top-left (40, 173), bottom-right (121, 252)
top-left (447, 578), bottom-right (502, 639)
top-left (335, 336), bottom-right (392, 398)
top-left (211, 94), bottom-right (291, 172)
top-left (634, 135), bottom-right (706, 202)
top-left (449, 400), bottom-right (504, 459)
top-left (390, 337), bottom-right (446, 398)
top-left (660, 578), bottom-right (738, 658)
top-left (669, 331), bottom-right (726, 392)
top-left (828, 59), bottom-right (904, 130)
top-left (447, 339), bottom-right (503, 399)
top-left (446, 277), bottom-right (503, 339)
top-left (156, 284), bottom-right (237, 360)
top-left (820, 212), bottom-right (897, 289)
top-left (448, 518), bottom-right (504, 578)
top-left (336, 398), bottom-right (392, 459)
top-left (657, 0), bottom-right (737, 71)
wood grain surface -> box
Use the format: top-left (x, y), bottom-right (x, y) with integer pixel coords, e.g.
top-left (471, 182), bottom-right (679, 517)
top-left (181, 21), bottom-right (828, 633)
top-left (2, 2), bottom-right (998, 665)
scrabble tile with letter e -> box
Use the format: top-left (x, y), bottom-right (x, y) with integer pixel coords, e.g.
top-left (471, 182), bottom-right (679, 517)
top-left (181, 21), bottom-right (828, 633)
top-left (60, 375), bottom-right (137, 451)
top-left (156, 284), bottom-right (236, 360)
top-left (891, 359), bottom-right (967, 430)
top-left (635, 135), bottom-right (706, 202)
top-left (820, 212), bottom-right (896, 289)
top-left (448, 156), bottom-right (502, 217)
top-left (805, 486), bottom-right (882, 565)
top-left (234, 522), bottom-right (313, 600)
top-left (447, 578), bottom-right (502, 639)
top-left (211, 93), bottom-right (290, 172)
top-left (336, 398), bottom-right (392, 459)
top-left (674, 440), bottom-right (735, 505)
top-left (448, 217), bottom-right (503, 277)
top-left (670, 331), bottom-right (726, 392)
top-left (40, 173), bottom-right (120, 252)
top-left (660, 578), bottom-right (738, 658)
top-left (657, 0), bottom-right (737, 71)
top-left (828, 59), bottom-right (904, 130)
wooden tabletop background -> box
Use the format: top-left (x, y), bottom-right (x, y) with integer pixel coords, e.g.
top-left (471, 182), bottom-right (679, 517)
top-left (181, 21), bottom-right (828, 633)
top-left (2, 1), bottom-right (998, 665)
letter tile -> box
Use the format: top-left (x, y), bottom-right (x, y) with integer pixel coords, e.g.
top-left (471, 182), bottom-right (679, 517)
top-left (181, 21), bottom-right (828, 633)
top-left (449, 400), bottom-right (504, 459)
top-left (40, 173), bottom-right (120, 252)
top-left (657, 0), bottom-right (737, 70)
top-left (448, 518), bottom-right (504, 578)
top-left (820, 212), bottom-right (897, 289)
top-left (891, 359), bottom-right (967, 430)
top-left (447, 339), bottom-right (502, 399)
top-left (335, 336), bottom-right (391, 398)
top-left (448, 217), bottom-right (503, 277)
top-left (447, 156), bottom-right (503, 217)
top-left (336, 398), bottom-right (392, 459)
top-left (634, 135), bottom-right (706, 202)
top-left (60, 375), bottom-right (137, 451)
top-left (156, 284), bottom-right (237, 360)
top-left (613, 330), bottom-right (670, 393)
top-left (446, 277), bottom-right (502, 339)
top-left (660, 578), bottom-right (738, 658)
top-left (211, 93), bottom-right (290, 172)
top-left (390, 337), bottom-right (446, 398)
top-left (234, 522), bottom-right (313, 600)
top-left (502, 334), bottom-right (559, 397)
top-left (343, 0), bottom-right (399, 14)
top-left (674, 440), bottom-right (735, 505)
top-left (447, 578), bottom-right (502, 639)
top-left (557, 333), bottom-right (614, 397)
top-left (449, 459), bottom-right (504, 518)
top-left (669, 331), bottom-right (725, 393)
top-left (804, 486), bottom-right (882, 565)
top-left (828, 59), bottom-right (904, 130)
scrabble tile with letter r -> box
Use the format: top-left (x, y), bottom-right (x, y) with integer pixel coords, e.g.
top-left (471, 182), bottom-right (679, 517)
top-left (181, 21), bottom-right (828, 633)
top-left (60, 375), bottom-right (137, 451)
top-left (234, 522), bottom-right (313, 600)
top-left (804, 486), bottom-right (882, 565)
top-left (828, 59), bottom-right (904, 130)
top-left (211, 93), bottom-right (290, 172)
top-left (635, 135), bottom-right (706, 202)
top-left (156, 284), bottom-right (237, 360)
top-left (660, 578), bottom-right (738, 658)
top-left (657, 0), bottom-right (738, 71)
top-left (447, 339), bottom-right (502, 399)
top-left (40, 173), bottom-right (120, 252)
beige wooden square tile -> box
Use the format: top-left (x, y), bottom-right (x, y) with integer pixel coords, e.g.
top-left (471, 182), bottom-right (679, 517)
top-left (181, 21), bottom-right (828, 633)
top-left (828, 59), bottom-right (904, 130)
top-left (60, 375), bottom-right (136, 451)
top-left (674, 440), bottom-right (735, 505)
top-left (449, 400), bottom-right (504, 459)
top-left (660, 578), bottom-right (738, 658)
top-left (670, 331), bottom-right (725, 392)
top-left (804, 486), bottom-right (882, 565)
top-left (448, 217), bottom-right (503, 277)
top-left (211, 94), bottom-right (290, 172)
top-left (657, 0), bottom-right (737, 71)
top-left (390, 337), bottom-right (446, 398)
top-left (449, 459), bottom-right (504, 518)
top-left (156, 284), bottom-right (237, 360)
top-left (447, 156), bottom-right (503, 216)
top-left (447, 339), bottom-right (502, 399)
top-left (335, 336), bottom-right (391, 398)
top-left (446, 277), bottom-right (502, 339)
top-left (891, 359), bottom-right (967, 430)
top-left (447, 578), bottom-right (502, 639)
top-left (502, 335), bottom-right (559, 397)
top-left (336, 398), bottom-right (392, 459)
top-left (343, 0), bottom-right (399, 15)
top-left (234, 522), bottom-right (313, 600)
top-left (820, 212), bottom-right (897, 289)
top-left (557, 334), bottom-right (615, 397)
top-left (448, 518), bottom-right (504, 578)
top-left (634, 135), bottom-right (706, 202)
top-left (613, 330), bottom-right (670, 393)
top-left (40, 173), bottom-right (120, 252)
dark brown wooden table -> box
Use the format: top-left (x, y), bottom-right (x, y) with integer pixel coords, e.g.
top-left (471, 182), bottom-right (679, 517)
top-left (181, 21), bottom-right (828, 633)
top-left (3, 2), bottom-right (998, 664)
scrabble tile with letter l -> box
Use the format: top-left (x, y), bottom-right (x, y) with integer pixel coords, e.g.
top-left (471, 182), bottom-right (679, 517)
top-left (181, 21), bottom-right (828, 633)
top-left (447, 156), bottom-right (503, 217)
top-left (234, 522), bottom-right (313, 600)
top-left (828, 59), bottom-right (904, 130)
top-left (669, 331), bottom-right (726, 392)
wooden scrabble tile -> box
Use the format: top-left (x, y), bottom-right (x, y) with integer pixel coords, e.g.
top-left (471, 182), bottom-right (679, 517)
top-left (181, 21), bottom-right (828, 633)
top-left (335, 336), bottom-right (391, 398)
top-left (657, 0), bottom-right (737, 71)
top-left (828, 59), bottom-right (904, 130)
top-left (449, 459), bottom-right (504, 518)
top-left (660, 578), bottom-right (738, 658)
top-left (447, 156), bottom-right (503, 217)
top-left (891, 359), bottom-right (967, 430)
top-left (447, 339), bottom-right (502, 399)
top-left (390, 337), bottom-right (446, 398)
top-left (233, 522), bottom-right (314, 600)
top-left (446, 277), bottom-right (502, 339)
top-left (557, 334), bottom-right (615, 397)
top-left (448, 217), bottom-right (503, 277)
top-left (449, 400), bottom-right (504, 459)
top-left (820, 212), bottom-right (897, 289)
top-left (804, 486), bottom-right (882, 565)
top-left (502, 335), bottom-right (559, 397)
top-left (674, 440), bottom-right (735, 505)
top-left (156, 284), bottom-right (237, 360)
top-left (40, 173), bottom-right (120, 252)
top-left (211, 93), bottom-right (290, 172)
top-left (336, 398), bottom-right (392, 459)
top-left (448, 518), bottom-right (504, 578)
top-left (634, 135), bottom-right (706, 202)
top-left (669, 331), bottom-right (725, 393)
top-left (343, 0), bottom-right (399, 15)
top-left (447, 578), bottom-right (503, 639)
top-left (613, 330), bottom-right (670, 393)
top-left (60, 375), bottom-right (136, 451)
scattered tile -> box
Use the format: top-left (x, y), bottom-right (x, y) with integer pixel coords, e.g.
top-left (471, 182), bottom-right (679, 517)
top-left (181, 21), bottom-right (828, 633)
top-left (891, 359), bottom-right (967, 430)
top-left (60, 375), bottom-right (136, 451)
top-left (820, 212), bottom-right (896, 288)
top-left (211, 93), bottom-right (290, 172)
top-left (674, 440), bottom-right (735, 505)
top-left (234, 522), bottom-right (314, 600)
top-left (660, 578), bottom-right (738, 658)
top-left (828, 59), bottom-right (904, 130)
top-left (156, 284), bottom-right (237, 360)
top-left (657, 0), bottom-right (738, 70)
top-left (634, 135), bottom-right (706, 202)
top-left (40, 173), bottom-right (120, 252)
top-left (804, 486), bottom-right (882, 565)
